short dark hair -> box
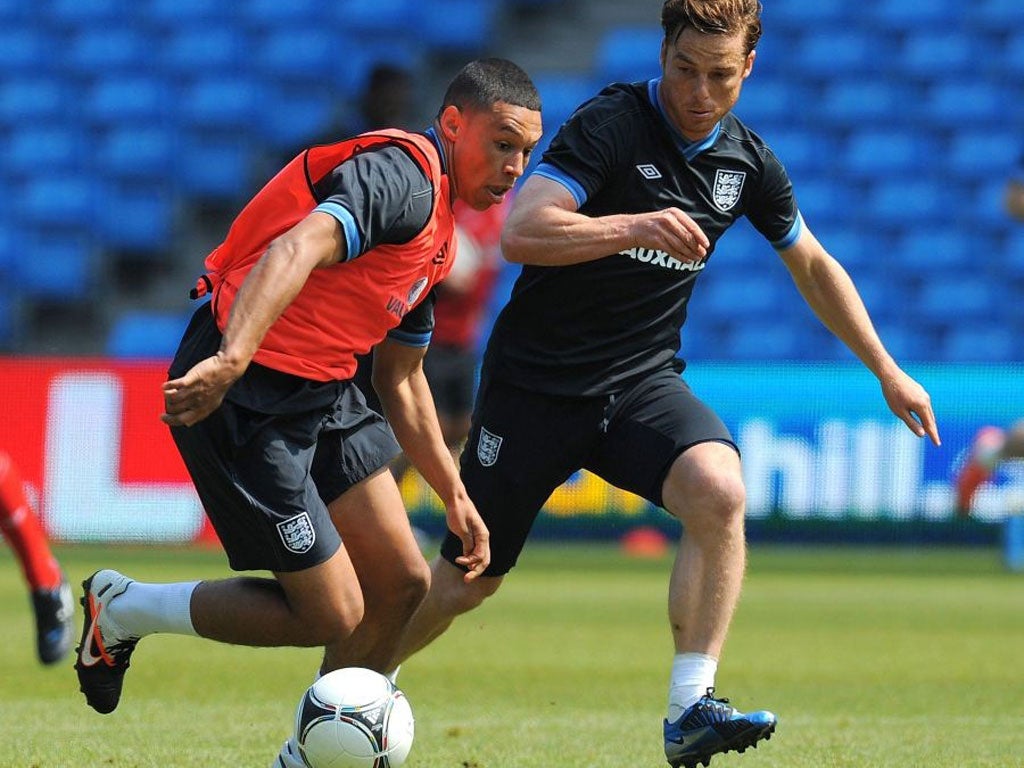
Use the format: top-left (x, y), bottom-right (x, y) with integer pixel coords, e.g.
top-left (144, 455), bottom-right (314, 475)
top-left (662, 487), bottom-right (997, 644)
top-left (661, 0), bottom-right (763, 56)
top-left (438, 58), bottom-right (541, 118)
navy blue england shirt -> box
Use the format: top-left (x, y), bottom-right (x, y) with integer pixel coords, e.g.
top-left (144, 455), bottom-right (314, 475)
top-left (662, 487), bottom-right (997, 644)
top-left (483, 79), bottom-right (802, 396)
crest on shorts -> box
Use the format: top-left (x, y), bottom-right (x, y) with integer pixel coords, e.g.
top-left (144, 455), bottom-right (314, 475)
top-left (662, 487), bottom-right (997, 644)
top-left (407, 277), bottom-right (428, 305)
top-left (277, 512), bottom-right (316, 554)
top-left (477, 426), bottom-right (503, 467)
top-left (712, 169), bottom-right (746, 212)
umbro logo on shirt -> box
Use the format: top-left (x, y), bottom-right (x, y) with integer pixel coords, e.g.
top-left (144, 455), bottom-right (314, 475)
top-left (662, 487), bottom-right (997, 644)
top-left (636, 163), bottom-right (662, 180)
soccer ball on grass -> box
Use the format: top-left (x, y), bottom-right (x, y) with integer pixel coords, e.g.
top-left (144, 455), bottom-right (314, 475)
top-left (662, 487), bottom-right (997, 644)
top-left (294, 667), bottom-right (414, 768)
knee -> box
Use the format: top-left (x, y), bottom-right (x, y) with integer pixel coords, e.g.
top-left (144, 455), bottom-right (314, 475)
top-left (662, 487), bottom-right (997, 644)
top-left (396, 558), bottom-right (431, 615)
top-left (441, 572), bottom-right (502, 617)
top-left (303, 591), bottom-right (365, 647)
top-left (663, 449), bottom-right (745, 533)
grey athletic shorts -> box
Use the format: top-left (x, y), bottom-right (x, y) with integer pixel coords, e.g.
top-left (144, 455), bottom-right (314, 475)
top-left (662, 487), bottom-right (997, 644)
top-left (169, 306), bottom-right (400, 573)
top-left (441, 367), bottom-right (735, 575)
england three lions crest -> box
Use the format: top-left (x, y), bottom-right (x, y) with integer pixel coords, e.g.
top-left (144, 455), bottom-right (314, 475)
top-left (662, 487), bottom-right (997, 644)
top-left (277, 512), bottom-right (316, 554)
top-left (477, 427), bottom-right (503, 467)
top-left (712, 169), bottom-right (746, 212)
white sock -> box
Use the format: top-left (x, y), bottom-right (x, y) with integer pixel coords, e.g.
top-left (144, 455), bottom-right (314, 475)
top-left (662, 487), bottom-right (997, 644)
top-left (107, 580), bottom-right (200, 638)
top-left (667, 652), bottom-right (718, 721)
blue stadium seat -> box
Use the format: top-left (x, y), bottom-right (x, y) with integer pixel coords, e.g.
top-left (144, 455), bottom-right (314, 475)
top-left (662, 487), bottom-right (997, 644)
top-left (970, 180), bottom-right (1013, 225)
top-left (921, 81), bottom-right (1002, 126)
top-left (792, 31), bottom-right (890, 78)
top-left (791, 177), bottom-right (858, 228)
top-left (871, 0), bottom-right (963, 29)
top-left (735, 78), bottom-right (806, 125)
top-left (865, 179), bottom-right (947, 226)
top-left (331, 0), bottom-right (418, 34)
top-left (970, 0), bottom-right (1024, 29)
top-left (255, 86), bottom-right (334, 152)
top-left (83, 76), bottom-right (172, 125)
top-left (6, 126), bottom-right (88, 177)
top-left (178, 76), bottom-right (264, 132)
top-left (917, 277), bottom-right (996, 324)
top-left (16, 232), bottom-right (96, 300)
top-left (0, 77), bottom-right (70, 126)
top-left (241, 0), bottom-right (322, 27)
top-left (595, 27), bottom-right (664, 84)
top-left (95, 126), bottom-right (177, 180)
top-left (818, 81), bottom-right (909, 127)
top-left (176, 135), bottom-right (252, 199)
top-left (533, 74), bottom-right (598, 127)
top-left (946, 130), bottom-right (1020, 180)
top-left (46, 0), bottom-right (130, 27)
top-left (13, 176), bottom-right (98, 228)
top-left (144, 0), bottom-right (232, 27)
top-left (0, 29), bottom-right (49, 74)
top-left (766, 132), bottom-right (840, 180)
top-left (253, 28), bottom-right (341, 79)
top-left (942, 324), bottom-right (1016, 363)
top-left (767, 0), bottom-right (849, 27)
top-left (721, 321), bottom-right (812, 361)
top-left (65, 27), bottom-right (148, 75)
top-left (699, 273), bottom-right (789, 320)
top-left (159, 28), bottom-right (249, 76)
top-left (107, 310), bottom-right (192, 358)
top-left (1004, 33), bottom-right (1024, 80)
top-left (843, 131), bottom-right (936, 177)
top-left (1004, 231), bottom-right (1024, 278)
top-left (899, 32), bottom-right (976, 77)
top-left (891, 228), bottom-right (972, 272)
top-left (411, 0), bottom-right (496, 50)
top-left (96, 185), bottom-right (174, 251)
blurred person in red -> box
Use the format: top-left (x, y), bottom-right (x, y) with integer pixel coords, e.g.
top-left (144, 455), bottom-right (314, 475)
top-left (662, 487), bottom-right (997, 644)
top-left (424, 197), bottom-right (510, 455)
top-left (0, 450), bottom-right (74, 664)
top-left (955, 148), bottom-right (1024, 516)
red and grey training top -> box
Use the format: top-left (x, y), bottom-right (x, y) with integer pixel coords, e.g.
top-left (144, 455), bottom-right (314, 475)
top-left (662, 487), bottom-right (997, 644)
top-left (201, 127), bottom-right (456, 382)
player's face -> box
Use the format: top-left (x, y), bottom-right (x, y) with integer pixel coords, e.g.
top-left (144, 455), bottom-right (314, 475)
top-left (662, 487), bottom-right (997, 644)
top-left (658, 26), bottom-right (755, 142)
top-left (443, 101), bottom-right (543, 211)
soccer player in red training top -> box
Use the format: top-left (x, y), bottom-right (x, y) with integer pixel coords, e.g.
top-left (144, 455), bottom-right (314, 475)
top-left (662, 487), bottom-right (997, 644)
top-left (0, 450), bottom-right (74, 664)
top-left (391, 3), bottom-right (940, 767)
top-left (73, 59), bottom-right (542, 739)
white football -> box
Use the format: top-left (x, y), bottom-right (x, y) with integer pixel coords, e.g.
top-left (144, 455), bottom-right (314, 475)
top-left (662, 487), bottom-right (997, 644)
top-left (294, 667), bottom-right (414, 768)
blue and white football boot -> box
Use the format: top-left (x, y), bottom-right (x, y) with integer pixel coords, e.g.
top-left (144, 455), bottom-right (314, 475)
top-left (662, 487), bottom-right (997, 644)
top-left (663, 688), bottom-right (776, 768)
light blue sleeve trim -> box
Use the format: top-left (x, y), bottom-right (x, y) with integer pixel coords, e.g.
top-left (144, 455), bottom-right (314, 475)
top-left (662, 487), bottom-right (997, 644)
top-left (772, 211), bottom-right (805, 251)
top-left (387, 328), bottom-right (432, 347)
top-left (313, 201), bottom-right (362, 260)
top-left (533, 163), bottom-right (588, 208)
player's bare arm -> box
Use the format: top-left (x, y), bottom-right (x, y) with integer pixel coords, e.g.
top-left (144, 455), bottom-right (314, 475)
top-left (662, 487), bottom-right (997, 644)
top-left (778, 228), bottom-right (940, 446)
top-left (502, 174), bottom-right (709, 266)
top-left (372, 339), bottom-right (490, 580)
top-left (161, 212), bottom-right (345, 427)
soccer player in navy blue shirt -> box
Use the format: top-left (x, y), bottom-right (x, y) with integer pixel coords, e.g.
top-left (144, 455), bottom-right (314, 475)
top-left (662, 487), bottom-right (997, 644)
top-left (393, 2), bottom-right (941, 766)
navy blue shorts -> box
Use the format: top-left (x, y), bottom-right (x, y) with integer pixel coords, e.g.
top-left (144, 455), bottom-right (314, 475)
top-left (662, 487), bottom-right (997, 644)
top-left (441, 368), bottom-right (735, 575)
top-left (169, 306), bottom-right (400, 573)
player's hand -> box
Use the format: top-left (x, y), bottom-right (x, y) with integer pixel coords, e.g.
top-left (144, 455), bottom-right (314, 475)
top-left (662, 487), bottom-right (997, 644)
top-left (444, 492), bottom-right (490, 582)
top-left (160, 353), bottom-right (243, 427)
top-left (880, 367), bottom-right (941, 446)
top-left (631, 207), bottom-right (710, 263)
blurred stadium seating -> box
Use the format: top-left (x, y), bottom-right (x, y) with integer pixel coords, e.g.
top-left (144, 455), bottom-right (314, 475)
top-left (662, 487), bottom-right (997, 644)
top-left (0, 0), bottom-right (1019, 363)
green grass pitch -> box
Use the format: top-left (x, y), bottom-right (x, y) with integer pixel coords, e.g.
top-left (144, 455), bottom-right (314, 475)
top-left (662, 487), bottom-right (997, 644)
top-left (1, 541), bottom-right (1022, 767)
